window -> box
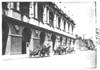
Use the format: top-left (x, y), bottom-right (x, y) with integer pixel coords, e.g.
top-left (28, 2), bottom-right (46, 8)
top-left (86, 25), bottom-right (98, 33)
top-left (38, 4), bottom-right (43, 22)
top-left (49, 12), bottom-right (54, 27)
top-left (58, 17), bottom-right (61, 29)
top-left (2, 2), bottom-right (8, 9)
top-left (20, 2), bottom-right (30, 16)
top-left (64, 21), bottom-right (66, 31)
top-left (14, 2), bottom-right (17, 9)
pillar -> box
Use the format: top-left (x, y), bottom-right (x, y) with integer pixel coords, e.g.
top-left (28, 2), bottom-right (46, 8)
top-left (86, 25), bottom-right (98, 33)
top-left (69, 38), bottom-right (71, 47)
top-left (53, 14), bottom-right (57, 28)
top-left (5, 34), bottom-right (11, 55)
top-left (66, 21), bottom-right (68, 32)
top-left (29, 32), bottom-right (34, 51)
top-left (47, 9), bottom-right (49, 24)
top-left (66, 38), bottom-right (69, 47)
top-left (17, 2), bottom-right (20, 11)
top-left (8, 2), bottom-right (13, 17)
top-left (44, 33), bottom-right (48, 47)
top-left (60, 18), bottom-right (64, 31)
top-left (56, 15), bottom-right (58, 28)
top-left (29, 2), bottom-right (34, 18)
top-left (35, 2), bottom-right (38, 19)
top-left (71, 39), bottom-right (73, 47)
top-left (43, 6), bottom-right (47, 24)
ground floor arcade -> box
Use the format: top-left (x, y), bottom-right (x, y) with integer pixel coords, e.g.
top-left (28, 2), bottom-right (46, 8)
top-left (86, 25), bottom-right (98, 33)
top-left (2, 15), bottom-right (75, 56)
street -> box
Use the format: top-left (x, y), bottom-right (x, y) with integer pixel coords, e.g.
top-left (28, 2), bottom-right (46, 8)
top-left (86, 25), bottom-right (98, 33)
top-left (1, 50), bottom-right (96, 70)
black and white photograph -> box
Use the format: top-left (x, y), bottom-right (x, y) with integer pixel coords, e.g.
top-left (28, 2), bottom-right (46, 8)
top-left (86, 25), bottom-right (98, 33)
top-left (1, 0), bottom-right (100, 70)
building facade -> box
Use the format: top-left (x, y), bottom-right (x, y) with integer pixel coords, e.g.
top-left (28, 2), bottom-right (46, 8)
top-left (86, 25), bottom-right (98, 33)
top-left (2, 2), bottom-right (76, 56)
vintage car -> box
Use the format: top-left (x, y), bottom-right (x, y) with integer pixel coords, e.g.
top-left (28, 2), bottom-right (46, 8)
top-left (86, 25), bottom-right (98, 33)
top-left (67, 47), bottom-right (75, 53)
top-left (61, 47), bottom-right (68, 54)
top-left (29, 45), bottom-right (42, 57)
top-left (39, 46), bottom-right (51, 57)
top-left (29, 45), bottom-right (51, 57)
top-left (54, 47), bottom-right (63, 55)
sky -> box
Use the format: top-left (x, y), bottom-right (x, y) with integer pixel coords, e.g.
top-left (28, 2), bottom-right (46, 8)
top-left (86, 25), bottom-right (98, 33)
top-left (55, 2), bottom-right (96, 39)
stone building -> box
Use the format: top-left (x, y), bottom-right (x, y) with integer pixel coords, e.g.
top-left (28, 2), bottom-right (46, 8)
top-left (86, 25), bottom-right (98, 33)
top-left (2, 2), bottom-right (76, 56)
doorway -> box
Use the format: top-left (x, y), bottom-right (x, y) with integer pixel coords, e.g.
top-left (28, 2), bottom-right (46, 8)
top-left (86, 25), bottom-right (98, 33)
top-left (22, 27), bottom-right (31, 54)
top-left (51, 34), bottom-right (56, 51)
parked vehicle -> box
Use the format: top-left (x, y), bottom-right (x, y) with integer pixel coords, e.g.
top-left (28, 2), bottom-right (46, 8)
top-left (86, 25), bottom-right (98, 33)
top-left (29, 45), bottom-right (51, 57)
top-left (54, 47), bottom-right (62, 55)
top-left (61, 47), bottom-right (68, 54)
top-left (29, 45), bottom-right (42, 57)
top-left (39, 46), bottom-right (51, 57)
top-left (67, 47), bottom-right (75, 53)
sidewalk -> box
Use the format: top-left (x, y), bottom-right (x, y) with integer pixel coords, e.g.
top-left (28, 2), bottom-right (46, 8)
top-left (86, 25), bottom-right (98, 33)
top-left (2, 54), bottom-right (29, 61)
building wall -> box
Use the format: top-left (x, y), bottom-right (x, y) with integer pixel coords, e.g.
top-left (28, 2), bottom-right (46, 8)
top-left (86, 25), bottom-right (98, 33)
top-left (2, 2), bottom-right (76, 55)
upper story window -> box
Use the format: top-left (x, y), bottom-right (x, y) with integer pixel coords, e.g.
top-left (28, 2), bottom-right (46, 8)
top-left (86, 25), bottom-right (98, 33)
top-left (58, 17), bottom-right (61, 29)
top-left (14, 2), bottom-right (17, 10)
top-left (49, 12), bottom-right (54, 27)
top-left (38, 4), bottom-right (43, 22)
top-left (2, 2), bottom-right (8, 9)
top-left (64, 21), bottom-right (66, 31)
top-left (20, 2), bottom-right (30, 16)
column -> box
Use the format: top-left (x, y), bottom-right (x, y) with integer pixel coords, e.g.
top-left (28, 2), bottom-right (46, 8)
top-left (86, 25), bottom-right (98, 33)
top-left (29, 33), bottom-right (34, 51)
top-left (71, 39), bottom-right (73, 47)
top-left (17, 2), bottom-right (20, 11)
top-left (47, 9), bottom-right (49, 24)
top-left (35, 2), bottom-right (38, 19)
top-left (53, 14), bottom-right (56, 28)
top-left (67, 38), bottom-right (69, 47)
top-left (56, 15), bottom-right (58, 28)
top-left (60, 18), bottom-right (63, 30)
top-left (66, 21), bottom-right (68, 32)
top-left (29, 2), bottom-right (34, 18)
top-left (44, 33), bottom-right (48, 47)
top-left (43, 6), bottom-right (47, 24)
top-left (8, 2), bottom-right (13, 17)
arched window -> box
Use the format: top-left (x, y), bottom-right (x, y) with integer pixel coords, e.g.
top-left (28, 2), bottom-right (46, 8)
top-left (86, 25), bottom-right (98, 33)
top-left (38, 4), bottom-right (43, 22)
top-left (49, 12), bottom-right (54, 27)
top-left (20, 2), bottom-right (30, 16)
